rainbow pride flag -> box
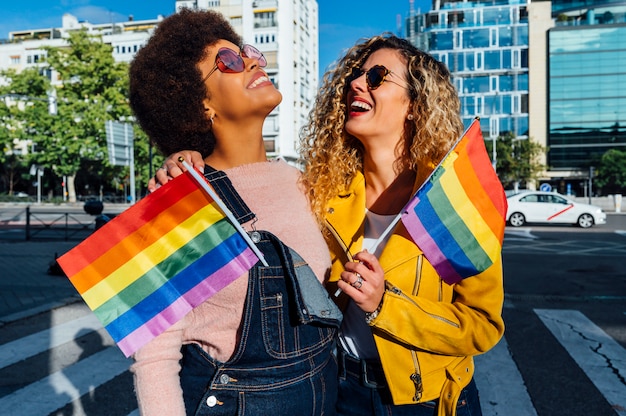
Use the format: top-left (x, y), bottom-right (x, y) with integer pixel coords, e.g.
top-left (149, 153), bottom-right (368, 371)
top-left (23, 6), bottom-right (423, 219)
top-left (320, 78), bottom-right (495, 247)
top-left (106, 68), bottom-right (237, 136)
top-left (57, 171), bottom-right (259, 357)
top-left (401, 118), bottom-right (507, 285)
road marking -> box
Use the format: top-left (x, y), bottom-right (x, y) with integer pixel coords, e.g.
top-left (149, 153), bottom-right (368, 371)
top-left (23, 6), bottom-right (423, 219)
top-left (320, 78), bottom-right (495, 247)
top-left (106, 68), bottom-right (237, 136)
top-left (504, 228), bottom-right (538, 240)
top-left (475, 337), bottom-right (538, 416)
top-left (0, 313), bottom-right (103, 369)
top-left (535, 309), bottom-right (626, 416)
top-left (0, 346), bottom-right (131, 415)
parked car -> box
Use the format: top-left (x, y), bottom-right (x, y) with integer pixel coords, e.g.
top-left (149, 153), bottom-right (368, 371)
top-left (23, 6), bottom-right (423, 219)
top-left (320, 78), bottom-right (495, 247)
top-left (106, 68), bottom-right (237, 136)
top-left (506, 191), bottom-right (607, 228)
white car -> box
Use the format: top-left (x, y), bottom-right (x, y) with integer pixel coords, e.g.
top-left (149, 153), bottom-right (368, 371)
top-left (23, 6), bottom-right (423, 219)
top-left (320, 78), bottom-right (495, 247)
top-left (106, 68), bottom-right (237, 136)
top-left (506, 191), bottom-right (607, 228)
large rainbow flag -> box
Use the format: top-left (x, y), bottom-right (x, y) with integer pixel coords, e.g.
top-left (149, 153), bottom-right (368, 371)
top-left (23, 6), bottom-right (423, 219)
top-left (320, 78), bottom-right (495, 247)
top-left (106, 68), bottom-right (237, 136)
top-left (401, 118), bottom-right (507, 285)
top-left (57, 171), bottom-right (259, 357)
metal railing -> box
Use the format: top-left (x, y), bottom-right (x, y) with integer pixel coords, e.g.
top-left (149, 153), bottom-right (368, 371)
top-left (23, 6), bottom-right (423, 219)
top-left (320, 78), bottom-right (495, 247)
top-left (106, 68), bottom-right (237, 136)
top-left (0, 207), bottom-right (97, 241)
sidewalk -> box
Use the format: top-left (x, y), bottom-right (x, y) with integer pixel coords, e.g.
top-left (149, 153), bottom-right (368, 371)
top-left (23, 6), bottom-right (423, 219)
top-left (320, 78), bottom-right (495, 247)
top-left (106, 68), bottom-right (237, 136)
top-left (0, 240), bottom-right (82, 325)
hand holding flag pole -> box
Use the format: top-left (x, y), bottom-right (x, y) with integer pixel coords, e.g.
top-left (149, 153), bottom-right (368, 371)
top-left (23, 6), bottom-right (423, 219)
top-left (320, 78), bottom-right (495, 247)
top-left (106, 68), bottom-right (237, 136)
top-left (333, 122), bottom-right (475, 298)
top-left (180, 158), bottom-right (269, 267)
top-left (335, 117), bottom-right (507, 294)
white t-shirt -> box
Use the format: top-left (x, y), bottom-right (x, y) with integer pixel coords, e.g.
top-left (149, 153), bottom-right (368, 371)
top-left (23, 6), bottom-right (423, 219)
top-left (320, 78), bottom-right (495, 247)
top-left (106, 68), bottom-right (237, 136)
top-left (338, 209), bottom-right (395, 359)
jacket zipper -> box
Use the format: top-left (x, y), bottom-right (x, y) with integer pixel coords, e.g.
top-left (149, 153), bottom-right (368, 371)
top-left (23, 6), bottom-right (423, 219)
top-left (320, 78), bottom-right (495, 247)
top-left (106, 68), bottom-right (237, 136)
top-left (325, 219), bottom-right (354, 262)
top-left (410, 256), bottom-right (423, 401)
top-left (387, 283), bottom-right (460, 328)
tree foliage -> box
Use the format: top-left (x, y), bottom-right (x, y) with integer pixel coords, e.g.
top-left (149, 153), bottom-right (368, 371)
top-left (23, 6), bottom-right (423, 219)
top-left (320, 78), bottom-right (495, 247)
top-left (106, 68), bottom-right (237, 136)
top-left (39, 29), bottom-right (131, 201)
top-left (594, 148), bottom-right (626, 194)
top-left (0, 29), bottom-right (157, 201)
top-left (486, 132), bottom-right (547, 190)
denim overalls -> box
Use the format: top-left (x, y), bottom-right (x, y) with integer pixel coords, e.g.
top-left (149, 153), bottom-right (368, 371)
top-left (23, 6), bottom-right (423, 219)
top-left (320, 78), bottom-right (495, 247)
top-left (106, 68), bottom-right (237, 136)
top-left (179, 166), bottom-right (342, 416)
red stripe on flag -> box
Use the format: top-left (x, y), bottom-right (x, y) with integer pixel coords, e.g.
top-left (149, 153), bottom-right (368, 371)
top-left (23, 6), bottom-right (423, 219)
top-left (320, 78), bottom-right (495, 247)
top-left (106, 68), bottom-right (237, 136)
top-left (59, 174), bottom-right (201, 278)
top-left (66, 189), bottom-right (212, 294)
top-left (453, 129), bottom-right (507, 241)
top-left (462, 122), bottom-right (508, 220)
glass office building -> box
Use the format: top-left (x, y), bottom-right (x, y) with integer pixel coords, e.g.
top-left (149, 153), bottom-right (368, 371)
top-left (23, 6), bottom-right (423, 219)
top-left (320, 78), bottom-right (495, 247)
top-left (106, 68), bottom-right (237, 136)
top-left (406, 0), bottom-right (530, 146)
top-left (548, 1), bottom-right (626, 171)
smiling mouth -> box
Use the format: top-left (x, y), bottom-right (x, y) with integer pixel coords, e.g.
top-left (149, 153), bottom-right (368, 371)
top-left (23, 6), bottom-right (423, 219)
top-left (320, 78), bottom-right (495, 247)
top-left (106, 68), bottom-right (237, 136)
top-left (249, 76), bottom-right (270, 88)
top-left (350, 100), bottom-right (372, 112)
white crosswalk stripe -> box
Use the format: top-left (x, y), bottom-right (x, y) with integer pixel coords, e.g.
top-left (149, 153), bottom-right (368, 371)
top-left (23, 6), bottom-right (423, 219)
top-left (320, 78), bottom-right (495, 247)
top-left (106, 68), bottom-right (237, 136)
top-left (535, 309), bottom-right (626, 416)
top-left (475, 308), bottom-right (626, 416)
top-left (1, 303), bottom-right (625, 415)
top-left (0, 347), bottom-right (131, 415)
top-left (0, 313), bottom-right (102, 368)
top-left (475, 337), bottom-right (538, 416)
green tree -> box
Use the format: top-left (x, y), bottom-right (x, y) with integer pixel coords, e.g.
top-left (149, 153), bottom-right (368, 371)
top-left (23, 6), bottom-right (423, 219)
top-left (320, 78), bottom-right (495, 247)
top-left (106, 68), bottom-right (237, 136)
top-left (487, 132), bottom-right (547, 190)
top-left (0, 67), bottom-right (51, 195)
top-left (595, 149), bottom-right (626, 194)
top-left (2, 32), bottom-right (163, 202)
top-left (37, 29), bottom-right (132, 202)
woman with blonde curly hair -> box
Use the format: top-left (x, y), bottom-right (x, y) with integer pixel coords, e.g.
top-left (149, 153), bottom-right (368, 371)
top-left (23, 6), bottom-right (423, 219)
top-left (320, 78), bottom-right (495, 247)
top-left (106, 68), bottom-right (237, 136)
top-left (299, 34), bottom-right (504, 416)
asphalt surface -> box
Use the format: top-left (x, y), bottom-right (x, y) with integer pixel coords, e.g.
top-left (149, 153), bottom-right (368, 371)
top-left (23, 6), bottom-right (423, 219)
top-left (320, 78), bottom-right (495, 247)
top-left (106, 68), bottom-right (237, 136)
top-left (0, 204), bottom-right (624, 326)
top-left (0, 239), bottom-right (82, 325)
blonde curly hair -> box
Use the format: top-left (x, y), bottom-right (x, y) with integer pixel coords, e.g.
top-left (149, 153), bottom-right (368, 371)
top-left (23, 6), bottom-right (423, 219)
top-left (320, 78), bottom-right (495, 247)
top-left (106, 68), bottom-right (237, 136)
top-left (299, 34), bottom-right (464, 226)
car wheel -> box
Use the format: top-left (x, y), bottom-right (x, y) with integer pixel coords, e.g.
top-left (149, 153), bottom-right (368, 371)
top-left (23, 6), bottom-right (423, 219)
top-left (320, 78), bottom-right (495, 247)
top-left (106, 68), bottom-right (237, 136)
top-left (509, 212), bottom-right (525, 227)
top-left (577, 213), bottom-right (594, 228)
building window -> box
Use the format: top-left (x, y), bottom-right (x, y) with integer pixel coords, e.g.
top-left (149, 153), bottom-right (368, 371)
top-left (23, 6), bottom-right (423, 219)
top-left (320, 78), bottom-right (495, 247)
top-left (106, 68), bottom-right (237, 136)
top-left (463, 29), bottom-right (489, 48)
top-left (490, 28), bottom-right (498, 47)
top-left (10, 55), bottom-right (20, 64)
top-left (254, 11), bottom-right (277, 28)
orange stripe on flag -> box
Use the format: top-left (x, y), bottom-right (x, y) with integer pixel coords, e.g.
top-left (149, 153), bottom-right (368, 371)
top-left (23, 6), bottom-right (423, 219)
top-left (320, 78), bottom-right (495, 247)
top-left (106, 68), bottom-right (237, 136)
top-left (68, 189), bottom-right (209, 294)
top-left (60, 176), bottom-right (201, 277)
top-left (453, 139), bottom-right (504, 240)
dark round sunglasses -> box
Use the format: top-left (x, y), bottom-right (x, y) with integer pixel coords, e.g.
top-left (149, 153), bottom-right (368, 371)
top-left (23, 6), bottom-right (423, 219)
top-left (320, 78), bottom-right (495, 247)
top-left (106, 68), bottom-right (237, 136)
top-left (202, 44), bottom-right (267, 83)
top-left (349, 65), bottom-right (409, 90)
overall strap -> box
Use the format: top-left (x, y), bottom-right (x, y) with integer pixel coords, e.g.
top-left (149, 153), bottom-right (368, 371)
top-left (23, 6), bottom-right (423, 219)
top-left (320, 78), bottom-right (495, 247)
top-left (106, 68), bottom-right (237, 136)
top-left (203, 165), bottom-right (256, 225)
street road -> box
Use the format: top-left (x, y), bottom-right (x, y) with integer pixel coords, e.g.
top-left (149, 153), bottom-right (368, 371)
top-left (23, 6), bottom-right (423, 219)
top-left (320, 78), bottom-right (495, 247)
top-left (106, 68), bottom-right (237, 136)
top-left (0, 213), bottom-right (624, 415)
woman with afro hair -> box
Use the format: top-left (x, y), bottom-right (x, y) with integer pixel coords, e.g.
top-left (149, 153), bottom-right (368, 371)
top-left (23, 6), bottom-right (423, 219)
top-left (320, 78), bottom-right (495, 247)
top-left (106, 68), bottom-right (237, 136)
top-left (130, 9), bottom-right (340, 416)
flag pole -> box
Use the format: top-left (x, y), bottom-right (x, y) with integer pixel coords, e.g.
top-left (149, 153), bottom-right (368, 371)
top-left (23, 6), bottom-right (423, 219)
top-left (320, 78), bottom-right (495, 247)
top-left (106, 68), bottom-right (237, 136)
top-left (368, 118), bottom-right (479, 255)
top-left (181, 159), bottom-right (269, 267)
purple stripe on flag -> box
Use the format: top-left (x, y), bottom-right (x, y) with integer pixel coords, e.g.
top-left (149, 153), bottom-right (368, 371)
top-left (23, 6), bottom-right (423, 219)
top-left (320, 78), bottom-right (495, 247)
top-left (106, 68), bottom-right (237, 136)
top-left (105, 231), bottom-right (253, 342)
top-left (116, 249), bottom-right (258, 356)
top-left (403, 197), bottom-right (463, 284)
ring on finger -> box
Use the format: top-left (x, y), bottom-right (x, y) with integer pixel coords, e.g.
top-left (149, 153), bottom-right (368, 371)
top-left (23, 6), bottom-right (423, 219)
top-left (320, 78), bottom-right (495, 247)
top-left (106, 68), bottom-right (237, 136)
top-left (351, 272), bottom-right (363, 289)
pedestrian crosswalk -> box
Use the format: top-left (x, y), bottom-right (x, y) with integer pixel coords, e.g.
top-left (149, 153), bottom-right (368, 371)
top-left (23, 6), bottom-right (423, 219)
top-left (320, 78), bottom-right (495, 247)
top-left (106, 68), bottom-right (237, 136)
top-left (0, 301), bottom-right (624, 415)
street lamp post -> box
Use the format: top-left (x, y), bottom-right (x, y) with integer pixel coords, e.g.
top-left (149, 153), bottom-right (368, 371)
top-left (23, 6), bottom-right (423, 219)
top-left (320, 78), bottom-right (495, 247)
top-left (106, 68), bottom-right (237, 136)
top-left (490, 92), bottom-right (499, 170)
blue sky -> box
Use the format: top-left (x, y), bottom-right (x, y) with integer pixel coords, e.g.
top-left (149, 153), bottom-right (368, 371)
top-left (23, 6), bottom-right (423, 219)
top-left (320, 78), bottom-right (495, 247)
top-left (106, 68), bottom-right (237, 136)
top-left (0, 0), bottom-right (430, 79)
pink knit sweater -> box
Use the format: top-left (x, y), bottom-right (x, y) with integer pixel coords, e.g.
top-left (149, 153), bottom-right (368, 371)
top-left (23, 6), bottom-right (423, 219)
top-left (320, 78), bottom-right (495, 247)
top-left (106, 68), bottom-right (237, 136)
top-left (131, 159), bottom-right (331, 415)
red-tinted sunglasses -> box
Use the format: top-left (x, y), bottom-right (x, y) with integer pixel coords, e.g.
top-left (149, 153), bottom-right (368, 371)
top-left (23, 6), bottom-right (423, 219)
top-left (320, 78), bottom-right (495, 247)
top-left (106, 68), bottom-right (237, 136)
top-left (202, 44), bottom-right (267, 83)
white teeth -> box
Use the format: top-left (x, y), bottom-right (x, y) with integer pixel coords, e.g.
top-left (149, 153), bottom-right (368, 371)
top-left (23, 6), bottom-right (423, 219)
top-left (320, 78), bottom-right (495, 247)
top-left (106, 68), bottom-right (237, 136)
top-left (249, 76), bottom-right (269, 88)
top-left (351, 100), bottom-right (372, 111)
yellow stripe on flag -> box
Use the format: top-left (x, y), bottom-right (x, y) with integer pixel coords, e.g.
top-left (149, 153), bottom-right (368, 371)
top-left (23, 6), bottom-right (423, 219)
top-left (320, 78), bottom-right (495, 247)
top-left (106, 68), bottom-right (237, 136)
top-left (438, 153), bottom-right (501, 264)
top-left (81, 202), bottom-right (224, 309)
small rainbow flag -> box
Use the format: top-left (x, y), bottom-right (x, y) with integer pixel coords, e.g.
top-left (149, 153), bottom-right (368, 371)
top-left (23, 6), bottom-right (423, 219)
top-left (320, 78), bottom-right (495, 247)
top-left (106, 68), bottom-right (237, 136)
top-left (401, 118), bottom-right (507, 285)
top-left (57, 171), bottom-right (259, 357)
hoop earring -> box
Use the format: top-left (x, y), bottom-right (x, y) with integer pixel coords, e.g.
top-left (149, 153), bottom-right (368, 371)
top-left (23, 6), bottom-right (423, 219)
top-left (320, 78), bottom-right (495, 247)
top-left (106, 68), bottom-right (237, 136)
top-left (407, 114), bottom-right (414, 120)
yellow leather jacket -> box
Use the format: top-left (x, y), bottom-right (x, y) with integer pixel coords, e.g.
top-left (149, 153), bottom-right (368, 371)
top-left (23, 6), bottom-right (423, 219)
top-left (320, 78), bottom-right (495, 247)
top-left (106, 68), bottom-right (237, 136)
top-left (325, 171), bottom-right (505, 415)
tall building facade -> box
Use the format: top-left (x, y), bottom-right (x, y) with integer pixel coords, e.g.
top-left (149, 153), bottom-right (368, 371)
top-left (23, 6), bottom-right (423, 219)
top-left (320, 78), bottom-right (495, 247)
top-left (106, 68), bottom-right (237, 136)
top-left (175, 0), bottom-right (319, 161)
top-left (0, 13), bottom-right (164, 71)
top-left (406, 0), bottom-right (531, 170)
top-left (406, 0), bottom-right (626, 195)
top-left (547, 0), bottom-right (626, 177)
